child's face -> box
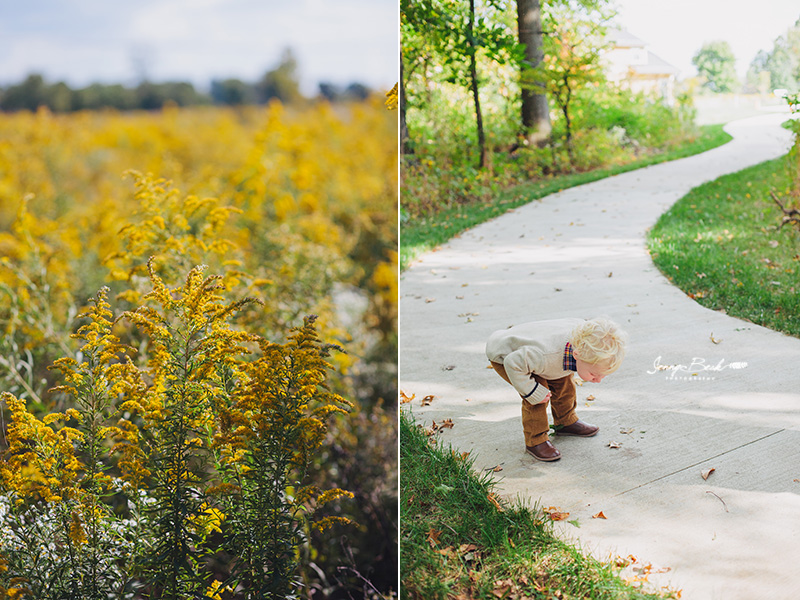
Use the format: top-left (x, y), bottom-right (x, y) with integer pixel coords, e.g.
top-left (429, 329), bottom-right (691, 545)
top-left (575, 357), bottom-right (610, 383)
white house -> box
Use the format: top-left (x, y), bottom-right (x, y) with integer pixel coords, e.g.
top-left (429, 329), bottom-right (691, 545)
top-left (604, 28), bottom-right (679, 104)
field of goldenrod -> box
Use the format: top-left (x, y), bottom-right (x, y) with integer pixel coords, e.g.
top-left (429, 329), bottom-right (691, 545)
top-left (0, 99), bottom-right (397, 393)
top-left (0, 99), bottom-right (397, 598)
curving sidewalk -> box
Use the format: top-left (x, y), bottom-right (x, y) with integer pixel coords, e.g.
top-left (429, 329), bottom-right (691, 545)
top-left (399, 112), bottom-right (800, 600)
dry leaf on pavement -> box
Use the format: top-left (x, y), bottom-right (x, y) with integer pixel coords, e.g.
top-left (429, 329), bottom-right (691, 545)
top-left (400, 390), bottom-right (415, 404)
top-left (592, 511), bottom-right (608, 519)
top-left (544, 506), bottom-right (569, 521)
top-left (421, 394), bottom-right (435, 406)
top-left (701, 467), bottom-right (715, 480)
top-left (608, 441), bottom-right (622, 449)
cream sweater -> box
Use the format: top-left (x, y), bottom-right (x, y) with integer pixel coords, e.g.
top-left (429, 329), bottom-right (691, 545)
top-left (485, 318), bottom-right (584, 404)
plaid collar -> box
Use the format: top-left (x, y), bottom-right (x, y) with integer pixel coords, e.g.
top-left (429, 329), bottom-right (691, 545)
top-left (563, 342), bottom-right (577, 372)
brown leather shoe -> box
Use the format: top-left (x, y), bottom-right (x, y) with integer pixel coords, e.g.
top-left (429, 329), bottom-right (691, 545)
top-left (526, 440), bottom-right (561, 462)
top-left (555, 419), bottom-right (599, 437)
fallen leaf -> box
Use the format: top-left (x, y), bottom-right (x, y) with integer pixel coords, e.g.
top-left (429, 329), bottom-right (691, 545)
top-left (769, 240), bottom-right (779, 248)
top-left (592, 511), bottom-right (608, 519)
top-left (400, 390), bottom-right (415, 404)
top-left (608, 441), bottom-right (622, 449)
top-left (486, 465), bottom-right (503, 473)
top-left (710, 332), bottom-right (722, 344)
top-left (425, 297), bottom-right (436, 303)
top-left (607, 272), bottom-right (613, 277)
top-left (459, 543), bottom-right (478, 554)
top-left (421, 395), bottom-right (435, 406)
top-left (492, 579), bottom-right (514, 598)
top-left (619, 428), bottom-right (634, 435)
top-left (427, 528), bottom-right (442, 547)
top-left (439, 418), bottom-right (455, 430)
top-left (586, 394), bottom-right (596, 401)
top-left (544, 506), bottom-right (569, 521)
top-left (701, 467), bottom-right (715, 480)
top-left (451, 449), bottom-right (470, 462)
top-left (442, 364), bottom-right (456, 371)
top-left (487, 493), bottom-right (504, 512)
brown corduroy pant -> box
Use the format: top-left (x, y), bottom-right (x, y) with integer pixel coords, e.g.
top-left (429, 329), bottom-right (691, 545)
top-left (490, 361), bottom-right (578, 447)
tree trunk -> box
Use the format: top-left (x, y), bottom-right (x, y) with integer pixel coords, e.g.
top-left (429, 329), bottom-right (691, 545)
top-left (400, 51), bottom-right (412, 154)
top-left (517, 0), bottom-right (551, 145)
top-left (468, 0), bottom-right (488, 169)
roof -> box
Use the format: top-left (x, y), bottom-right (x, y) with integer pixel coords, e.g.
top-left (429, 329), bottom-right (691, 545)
top-left (631, 51), bottom-right (680, 76)
top-left (607, 27), bottom-right (647, 48)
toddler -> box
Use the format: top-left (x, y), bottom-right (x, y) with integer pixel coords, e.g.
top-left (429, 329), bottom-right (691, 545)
top-left (485, 317), bottom-right (627, 462)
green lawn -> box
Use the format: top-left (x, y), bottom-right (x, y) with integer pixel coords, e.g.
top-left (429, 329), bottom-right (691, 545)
top-left (648, 155), bottom-right (800, 338)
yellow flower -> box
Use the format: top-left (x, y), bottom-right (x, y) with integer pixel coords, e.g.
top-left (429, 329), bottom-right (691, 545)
top-left (385, 83), bottom-right (399, 110)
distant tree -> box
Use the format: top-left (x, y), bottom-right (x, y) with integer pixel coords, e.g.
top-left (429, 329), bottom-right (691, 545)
top-left (160, 81), bottom-right (206, 106)
top-left (692, 40), bottom-right (738, 93)
top-left (0, 74), bottom-right (47, 111)
top-left (746, 19), bottom-right (800, 94)
top-left (136, 81), bottom-right (167, 110)
top-left (745, 49), bottom-right (772, 94)
top-left (769, 22), bottom-right (800, 92)
top-left (257, 48), bottom-right (304, 104)
top-left (74, 83), bottom-right (137, 111)
top-left (344, 82), bottom-right (371, 100)
top-left (318, 82), bottom-right (342, 101)
top-left (46, 81), bottom-right (74, 112)
top-left (211, 78), bottom-right (255, 105)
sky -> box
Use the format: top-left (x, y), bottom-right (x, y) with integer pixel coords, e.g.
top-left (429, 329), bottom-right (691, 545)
top-left (0, 0), bottom-right (399, 95)
top-left (611, 0), bottom-right (800, 80)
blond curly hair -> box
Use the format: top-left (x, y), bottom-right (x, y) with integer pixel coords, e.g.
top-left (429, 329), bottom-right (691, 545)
top-left (569, 317), bottom-right (628, 373)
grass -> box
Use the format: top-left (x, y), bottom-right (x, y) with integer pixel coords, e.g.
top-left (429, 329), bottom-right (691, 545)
top-left (400, 412), bottom-right (680, 600)
top-left (400, 124), bottom-right (732, 270)
top-left (647, 154), bottom-right (800, 338)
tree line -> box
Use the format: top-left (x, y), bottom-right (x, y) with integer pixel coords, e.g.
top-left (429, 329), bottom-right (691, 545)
top-left (0, 50), bottom-right (375, 113)
top-left (401, 0), bottom-right (612, 168)
top-left (692, 17), bottom-right (800, 94)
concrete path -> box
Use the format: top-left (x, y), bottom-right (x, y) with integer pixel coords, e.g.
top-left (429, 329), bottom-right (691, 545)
top-left (399, 112), bottom-right (800, 600)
